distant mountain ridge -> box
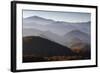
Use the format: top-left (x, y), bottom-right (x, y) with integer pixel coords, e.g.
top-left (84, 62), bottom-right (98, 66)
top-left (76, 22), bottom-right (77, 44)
top-left (23, 16), bottom-right (90, 35)
top-left (23, 16), bottom-right (54, 25)
top-left (24, 16), bottom-right (90, 24)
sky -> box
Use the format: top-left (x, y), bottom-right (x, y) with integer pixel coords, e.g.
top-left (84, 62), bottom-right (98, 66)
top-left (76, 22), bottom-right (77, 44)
top-left (23, 10), bottom-right (91, 23)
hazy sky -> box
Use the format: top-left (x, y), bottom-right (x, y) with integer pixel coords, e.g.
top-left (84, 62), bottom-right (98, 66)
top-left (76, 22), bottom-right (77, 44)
top-left (23, 10), bottom-right (91, 23)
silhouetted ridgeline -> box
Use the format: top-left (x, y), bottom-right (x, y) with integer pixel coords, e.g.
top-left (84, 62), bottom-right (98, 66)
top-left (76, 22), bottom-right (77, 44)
top-left (23, 36), bottom-right (90, 62)
top-left (23, 36), bottom-right (78, 56)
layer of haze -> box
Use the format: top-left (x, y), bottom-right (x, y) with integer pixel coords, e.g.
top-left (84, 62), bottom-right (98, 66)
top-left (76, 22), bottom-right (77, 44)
top-left (23, 10), bottom-right (91, 23)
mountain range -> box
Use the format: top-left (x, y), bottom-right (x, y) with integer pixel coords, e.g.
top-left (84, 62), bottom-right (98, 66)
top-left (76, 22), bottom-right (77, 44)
top-left (23, 16), bottom-right (90, 36)
top-left (23, 16), bottom-right (91, 53)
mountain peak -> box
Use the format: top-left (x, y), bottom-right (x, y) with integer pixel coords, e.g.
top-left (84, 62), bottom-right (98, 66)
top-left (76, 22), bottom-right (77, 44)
top-left (24, 16), bottom-right (55, 25)
top-left (68, 30), bottom-right (88, 35)
top-left (25, 16), bottom-right (45, 20)
top-left (25, 16), bottom-right (54, 22)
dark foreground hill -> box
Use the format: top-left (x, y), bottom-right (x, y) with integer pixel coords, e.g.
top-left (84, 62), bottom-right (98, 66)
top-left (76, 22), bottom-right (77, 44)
top-left (23, 36), bottom-right (81, 62)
